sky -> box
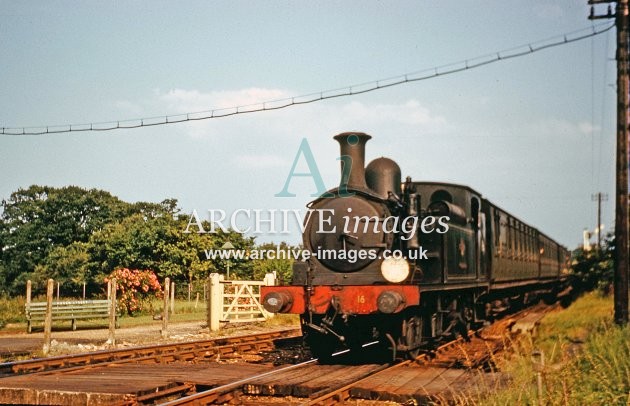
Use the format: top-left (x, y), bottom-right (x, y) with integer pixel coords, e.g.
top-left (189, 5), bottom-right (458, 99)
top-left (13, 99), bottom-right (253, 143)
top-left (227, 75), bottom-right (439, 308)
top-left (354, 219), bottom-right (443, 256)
top-left (0, 1), bottom-right (618, 249)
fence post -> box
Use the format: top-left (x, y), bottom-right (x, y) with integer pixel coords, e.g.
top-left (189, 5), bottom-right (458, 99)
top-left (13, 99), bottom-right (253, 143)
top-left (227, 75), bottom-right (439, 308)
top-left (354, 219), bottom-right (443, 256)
top-left (107, 278), bottom-right (117, 347)
top-left (195, 292), bottom-right (199, 309)
top-left (207, 273), bottom-right (224, 331)
top-left (42, 279), bottom-right (54, 355)
top-left (532, 350), bottom-right (545, 406)
top-left (82, 282), bottom-right (86, 300)
top-left (162, 277), bottom-right (170, 339)
top-left (26, 280), bottom-right (31, 307)
top-left (170, 281), bottom-right (175, 315)
top-left (56, 282), bottom-right (60, 300)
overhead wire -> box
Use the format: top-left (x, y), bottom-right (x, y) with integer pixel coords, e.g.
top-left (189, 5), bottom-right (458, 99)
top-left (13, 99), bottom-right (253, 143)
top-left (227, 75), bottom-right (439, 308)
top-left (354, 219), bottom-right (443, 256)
top-left (0, 22), bottom-right (615, 137)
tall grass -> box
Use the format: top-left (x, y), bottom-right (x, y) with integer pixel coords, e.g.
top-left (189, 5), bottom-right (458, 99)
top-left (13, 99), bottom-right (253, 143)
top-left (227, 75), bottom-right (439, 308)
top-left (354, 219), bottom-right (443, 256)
top-left (453, 292), bottom-right (630, 405)
top-left (0, 296), bottom-right (26, 328)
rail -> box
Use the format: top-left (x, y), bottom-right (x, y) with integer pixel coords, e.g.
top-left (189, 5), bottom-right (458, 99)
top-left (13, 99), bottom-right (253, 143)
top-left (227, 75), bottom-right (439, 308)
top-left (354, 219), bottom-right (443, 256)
top-left (0, 328), bottom-right (301, 377)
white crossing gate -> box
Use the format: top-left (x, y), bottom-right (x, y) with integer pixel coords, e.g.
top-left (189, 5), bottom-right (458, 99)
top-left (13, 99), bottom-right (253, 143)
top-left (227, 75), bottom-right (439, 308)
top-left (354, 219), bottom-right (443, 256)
top-left (207, 273), bottom-right (276, 331)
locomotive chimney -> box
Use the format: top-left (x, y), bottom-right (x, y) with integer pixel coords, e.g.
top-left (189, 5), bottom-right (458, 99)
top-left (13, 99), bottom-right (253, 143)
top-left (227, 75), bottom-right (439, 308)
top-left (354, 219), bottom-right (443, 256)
top-left (333, 132), bottom-right (371, 191)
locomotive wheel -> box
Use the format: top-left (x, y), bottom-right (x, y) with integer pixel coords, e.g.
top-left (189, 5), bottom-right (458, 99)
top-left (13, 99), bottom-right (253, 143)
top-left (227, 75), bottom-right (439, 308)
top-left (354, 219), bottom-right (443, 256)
top-left (402, 315), bottom-right (423, 360)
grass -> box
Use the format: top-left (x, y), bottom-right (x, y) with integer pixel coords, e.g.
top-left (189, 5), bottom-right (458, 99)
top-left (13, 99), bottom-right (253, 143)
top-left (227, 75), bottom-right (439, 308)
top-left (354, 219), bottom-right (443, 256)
top-left (0, 294), bottom-right (300, 332)
top-left (0, 296), bottom-right (210, 332)
top-left (0, 296), bottom-right (26, 329)
top-left (451, 292), bottom-right (630, 406)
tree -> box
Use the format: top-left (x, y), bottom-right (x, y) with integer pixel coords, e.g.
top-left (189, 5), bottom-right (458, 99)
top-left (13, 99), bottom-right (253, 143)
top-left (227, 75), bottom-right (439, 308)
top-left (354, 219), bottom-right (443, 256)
top-left (87, 214), bottom-right (177, 280)
top-left (0, 185), bottom-right (133, 294)
top-left (571, 233), bottom-right (614, 294)
top-left (33, 242), bottom-right (92, 296)
top-left (85, 213), bottom-right (255, 284)
top-left (0, 184), bottom-right (264, 296)
top-left (251, 242), bottom-right (296, 283)
top-left (208, 229), bottom-right (256, 280)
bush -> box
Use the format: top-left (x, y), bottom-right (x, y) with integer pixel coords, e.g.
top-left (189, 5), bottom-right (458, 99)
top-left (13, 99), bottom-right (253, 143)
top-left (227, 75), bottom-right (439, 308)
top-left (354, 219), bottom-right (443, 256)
top-left (570, 233), bottom-right (614, 294)
top-left (105, 269), bottom-right (162, 316)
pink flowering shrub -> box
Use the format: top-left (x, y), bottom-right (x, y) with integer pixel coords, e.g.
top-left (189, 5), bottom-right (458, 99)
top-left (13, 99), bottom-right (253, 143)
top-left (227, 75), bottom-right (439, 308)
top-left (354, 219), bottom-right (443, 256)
top-left (105, 268), bottom-right (163, 316)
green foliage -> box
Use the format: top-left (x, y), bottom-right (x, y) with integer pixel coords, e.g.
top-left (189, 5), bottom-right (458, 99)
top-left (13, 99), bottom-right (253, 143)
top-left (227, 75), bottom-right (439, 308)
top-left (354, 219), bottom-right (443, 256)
top-left (88, 214), bottom-right (173, 278)
top-left (455, 293), bottom-right (630, 406)
top-left (251, 242), bottom-right (296, 283)
top-left (33, 242), bottom-right (91, 295)
top-left (0, 185), bottom-right (153, 295)
top-left (570, 233), bottom-right (614, 293)
top-left (0, 184), bottom-right (275, 297)
top-left (0, 295), bottom-right (26, 328)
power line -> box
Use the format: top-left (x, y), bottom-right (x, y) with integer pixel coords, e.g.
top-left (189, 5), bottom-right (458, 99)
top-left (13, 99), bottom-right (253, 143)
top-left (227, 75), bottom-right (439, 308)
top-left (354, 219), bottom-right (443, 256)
top-left (0, 22), bottom-right (615, 137)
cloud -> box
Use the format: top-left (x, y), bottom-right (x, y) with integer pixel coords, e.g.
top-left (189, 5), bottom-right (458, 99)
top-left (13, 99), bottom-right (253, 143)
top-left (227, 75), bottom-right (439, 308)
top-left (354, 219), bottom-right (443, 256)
top-left (340, 99), bottom-right (448, 128)
top-left (157, 87), bottom-right (292, 114)
top-left (115, 87), bottom-right (450, 140)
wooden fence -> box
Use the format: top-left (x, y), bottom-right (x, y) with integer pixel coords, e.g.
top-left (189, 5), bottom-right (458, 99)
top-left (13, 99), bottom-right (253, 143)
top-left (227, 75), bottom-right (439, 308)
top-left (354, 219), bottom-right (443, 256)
top-left (206, 273), bottom-right (276, 331)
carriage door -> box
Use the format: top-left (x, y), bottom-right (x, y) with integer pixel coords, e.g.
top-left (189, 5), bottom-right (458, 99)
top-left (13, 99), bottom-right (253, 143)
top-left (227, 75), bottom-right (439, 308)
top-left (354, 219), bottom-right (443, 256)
top-left (471, 197), bottom-right (483, 280)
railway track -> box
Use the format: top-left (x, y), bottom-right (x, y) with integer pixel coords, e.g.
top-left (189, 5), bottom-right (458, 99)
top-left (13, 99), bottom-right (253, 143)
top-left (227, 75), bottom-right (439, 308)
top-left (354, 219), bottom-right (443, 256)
top-left (0, 305), bottom-right (552, 405)
top-left (301, 304), bottom-right (553, 405)
top-left (0, 327), bottom-right (301, 377)
top-left (159, 304), bottom-right (553, 405)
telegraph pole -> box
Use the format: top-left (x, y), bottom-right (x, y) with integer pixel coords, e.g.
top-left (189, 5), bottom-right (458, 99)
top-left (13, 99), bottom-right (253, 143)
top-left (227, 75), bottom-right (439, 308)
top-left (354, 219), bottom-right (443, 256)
top-left (589, 0), bottom-right (629, 326)
top-left (591, 192), bottom-right (609, 250)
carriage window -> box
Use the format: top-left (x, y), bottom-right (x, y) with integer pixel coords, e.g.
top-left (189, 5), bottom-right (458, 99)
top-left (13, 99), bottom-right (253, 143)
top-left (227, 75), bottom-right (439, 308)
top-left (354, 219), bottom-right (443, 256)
top-left (430, 190), bottom-right (453, 203)
top-left (518, 223), bottom-right (525, 261)
top-left (527, 230), bottom-right (533, 261)
top-left (494, 213), bottom-right (501, 247)
top-left (523, 228), bottom-right (528, 260)
top-left (518, 223), bottom-right (523, 259)
top-left (508, 218), bottom-right (513, 258)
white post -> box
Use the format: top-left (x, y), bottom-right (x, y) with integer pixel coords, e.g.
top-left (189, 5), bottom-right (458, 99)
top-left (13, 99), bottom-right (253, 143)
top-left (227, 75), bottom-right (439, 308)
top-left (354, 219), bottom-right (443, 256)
top-left (170, 281), bottom-right (175, 315)
top-left (26, 280), bottom-right (32, 307)
top-left (162, 277), bottom-right (170, 339)
top-left (208, 273), bottom-right (224, 331)
top-left (262, 273), bottom-right (276, 319)
top-left (43, 279), bottom-right (54, 355)
top-left (263, 272), bottom-right (277, 287)
top-left (107, 278), bottom-right (117, 347)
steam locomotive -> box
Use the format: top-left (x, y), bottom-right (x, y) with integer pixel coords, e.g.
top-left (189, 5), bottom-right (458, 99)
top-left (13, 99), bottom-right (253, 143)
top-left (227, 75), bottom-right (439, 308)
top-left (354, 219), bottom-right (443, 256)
top-left (261, 132), bottom-right (570, 359)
